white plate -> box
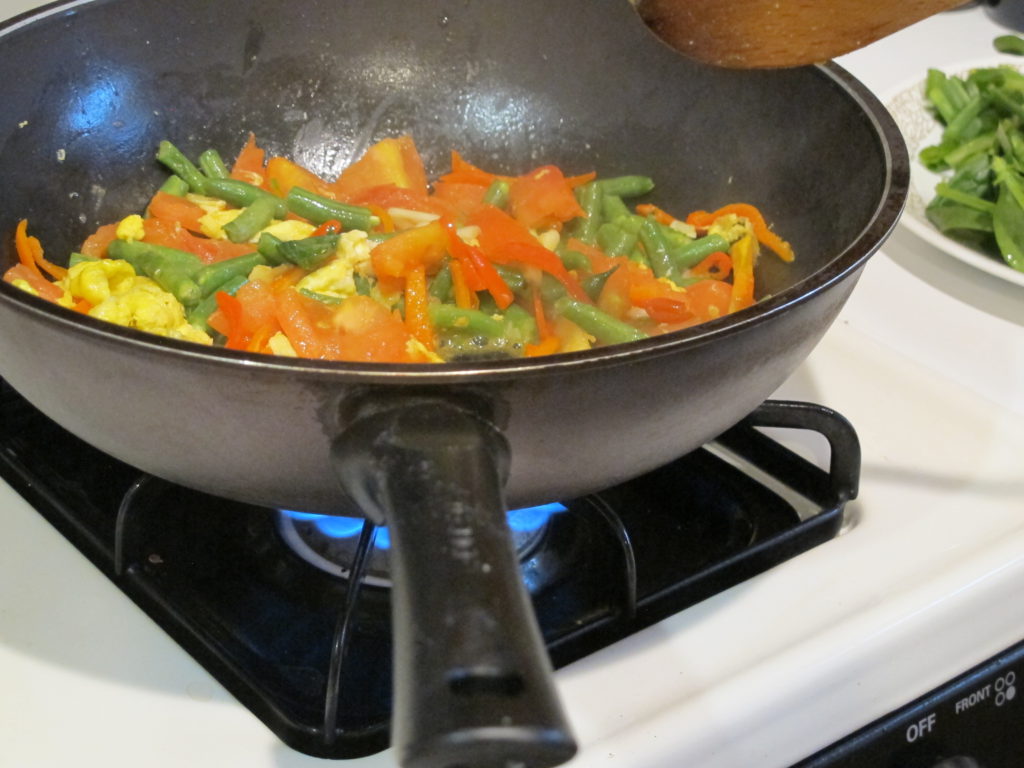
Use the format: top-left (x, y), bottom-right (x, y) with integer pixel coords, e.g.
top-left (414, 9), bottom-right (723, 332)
top-left (885, 55), bottom-right (1024, 288)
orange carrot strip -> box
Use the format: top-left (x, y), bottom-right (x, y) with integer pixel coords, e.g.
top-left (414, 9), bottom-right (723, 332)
top-left (404, 263), bottom-right (435, 350)
top-left (635, 203), bottom-right (677, 227)
top-left (448, 259), bottom-right (477, 309)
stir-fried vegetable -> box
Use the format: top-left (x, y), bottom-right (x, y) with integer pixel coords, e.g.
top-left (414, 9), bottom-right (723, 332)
top-left (919, 37), bottom-right (1024, 273)
top-left (3, 134), bottom-right (794, 362)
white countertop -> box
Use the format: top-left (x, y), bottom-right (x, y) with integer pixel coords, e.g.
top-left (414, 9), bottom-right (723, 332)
top-left (1, 3), bottom-right (1023, 768)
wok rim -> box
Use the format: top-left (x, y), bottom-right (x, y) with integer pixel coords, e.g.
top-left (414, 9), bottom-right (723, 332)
top-left (0, 0), bottom-right (909, 384)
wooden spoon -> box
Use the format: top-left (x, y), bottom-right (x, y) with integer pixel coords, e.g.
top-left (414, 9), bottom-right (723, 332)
top-left (634, 0), bottom-right (967, 69)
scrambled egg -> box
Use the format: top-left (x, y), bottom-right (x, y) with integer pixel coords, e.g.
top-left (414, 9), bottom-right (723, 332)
top-left (198, 206), bottom-right (241, 240)
top-left (63, 260), bottom-right (212, 344)
top-left (260, 219), bottom-right (316, 242)
top-left (705, 213), bottom-right (754, 244)
top-left (115, 214), bottom-right (146, 242)
top-left (197, 203), bottom-right (317, 244)
top-left (295, 230), bottom-right (373, 300)
top-left (267, 331), bottom-right (297, 357)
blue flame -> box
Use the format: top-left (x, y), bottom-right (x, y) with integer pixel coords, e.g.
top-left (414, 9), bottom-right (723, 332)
top-left (281, 502), bottom-right (566, 551)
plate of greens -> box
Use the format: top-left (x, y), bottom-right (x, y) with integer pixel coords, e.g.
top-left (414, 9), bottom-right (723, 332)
top-left (886, 54), bottom-right (1024, 288)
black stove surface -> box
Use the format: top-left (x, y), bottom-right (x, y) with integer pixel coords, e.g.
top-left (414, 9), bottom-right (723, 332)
top-left (0, 380), bottom-right (858, 759)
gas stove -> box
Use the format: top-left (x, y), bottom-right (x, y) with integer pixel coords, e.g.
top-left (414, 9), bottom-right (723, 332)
top-left (1, 4), bottom-right (1023, 768)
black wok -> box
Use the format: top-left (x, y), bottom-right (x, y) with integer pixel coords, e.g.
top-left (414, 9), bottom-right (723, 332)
top-left (0, 0), bottom-right (907, 766)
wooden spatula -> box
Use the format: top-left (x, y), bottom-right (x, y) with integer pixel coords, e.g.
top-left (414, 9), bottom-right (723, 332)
top-left (634, 0), bottom-right (968, 69)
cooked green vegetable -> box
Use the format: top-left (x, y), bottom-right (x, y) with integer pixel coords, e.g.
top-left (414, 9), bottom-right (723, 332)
top-left (919, 43), bottom-right (1024, 273)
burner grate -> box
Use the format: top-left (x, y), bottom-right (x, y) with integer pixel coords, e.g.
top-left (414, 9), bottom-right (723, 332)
top-left (0, 380), bottom-right (857, 760)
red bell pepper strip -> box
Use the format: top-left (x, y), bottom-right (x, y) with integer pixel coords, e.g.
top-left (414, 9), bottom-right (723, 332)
top-left (442, 217), bottom-right (514, 310)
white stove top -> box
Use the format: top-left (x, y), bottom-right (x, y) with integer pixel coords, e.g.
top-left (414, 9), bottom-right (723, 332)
top-left (1, 4), bottom-right (1023, 767)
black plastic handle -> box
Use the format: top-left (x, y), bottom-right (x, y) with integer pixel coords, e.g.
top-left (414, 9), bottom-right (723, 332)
top-left (331, 396), bottom-right (577, 768)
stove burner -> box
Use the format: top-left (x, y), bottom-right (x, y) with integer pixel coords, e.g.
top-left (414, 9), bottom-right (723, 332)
top-left (275, 503), bottom-right (565, 586)
top-left (0, 380), bottom-right (859, 761)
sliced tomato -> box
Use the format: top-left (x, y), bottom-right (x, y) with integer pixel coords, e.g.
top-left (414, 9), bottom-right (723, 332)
top-left (142, 218), bottom-right (254, 264)
top-left (3, 263), bottom-right (65, 302)
top-left (469, 204), bottom-right (541, 253)
top-left (80, 223), bottom-right (120, 259)
top-left (266, 156), bottom-right (334, 199)
top-left (430, 181), bottom-right (488, 221)
top-left (350, 183), bottom-right (447, 215)
top-left (507, 165), bottom-right (585, 230)
top-left (230, 132), bottom-right (267, 185)
top-left (273, 290), bottom-right (414, 363)
top-left (437, 150), bottom-right (506, 187)
top-left (333, 135), bottom-right (428, 200)
top-left (333, 295), bottom-right (416, 363)
top-left (370, 219), bottom-right (448, 278)
top-left (208, 279), bottom-right (282, 350)
top-left (685, 277), bottom-right (733, 321)
top-left (147, 190), bottom-right (207, 233)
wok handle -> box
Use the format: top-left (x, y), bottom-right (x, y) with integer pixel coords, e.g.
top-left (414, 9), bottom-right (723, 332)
top-left (331, 398), bottom-right (577, 768)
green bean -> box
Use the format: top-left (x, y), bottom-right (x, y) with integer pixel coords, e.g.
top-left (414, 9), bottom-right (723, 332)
top-left (553, 296), bottom-right (648, 345)
top-left (570, 181), bottom-right (602, 245)
top-left (598, 175), bottom-right (655, 198)
top-left (558, 243), bottom-right (591, 271)
top-left (107, 239), bottom-right (202, 306)
top-left (155, 141), bottom-right (207, 194)
top-left (223, 195), bottom-right (280, 244)
top-left (493, 264), bottom-right (527, 294)
top-left (276, 234), bottom-right (340, 271)
top-left (158, 174), bottom-right (190, 197)
top-left (539, 273), bottom-right (568, 303)
top-left (601, 193), bottom-right (631, 222)
top-left (199, 149), bottom-right (230, 180)
top-left (614, 213), bottom-right (644, 234)
top-left (502, 302), bottom-right (538, 346)
top-left (629, 245), bottom-right (651, 269)
top-left (483, 179), bottom-right (510, 209)
top-left (430, 304), bottom-right (505, 338)
top-left (68, 252), bottom-right (97, 267)
top-left (582, 266), bottom-right (619, 301)
top-left (353, 273), bottom-right (373, 296)
top-left (994, 34), bottom-right (1024, 56)
top-left (286, 186), bottom-right (379, 231)
top-left (597, 222), bottom-right (637, 257)
top-left (476, 293), bottom-right (500, 316)
top-left (205, 178), bottom-right (288, 218)
top-left (257, 232), bottom-right (287, 265)
top-left (187, 274), bottom-right (247, 332)
top-left (669, 233), bottom-right (731, 271)
top-left (638, 218), bottom-right (677, 281)
top-left (429, 263), bottom-right (453, 301)
top-left (194, 252), bottom-right (266, 297)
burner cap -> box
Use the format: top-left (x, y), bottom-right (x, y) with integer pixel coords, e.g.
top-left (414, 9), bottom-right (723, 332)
top-left (275, 504), bottom-right (565, 587)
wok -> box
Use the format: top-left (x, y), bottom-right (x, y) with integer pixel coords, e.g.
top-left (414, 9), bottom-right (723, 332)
top-left (0, 0), bottom-right (907, 766)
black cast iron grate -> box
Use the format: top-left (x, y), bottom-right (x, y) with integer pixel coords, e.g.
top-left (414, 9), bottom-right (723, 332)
top-left (0, 380), bottom-right (859, 760)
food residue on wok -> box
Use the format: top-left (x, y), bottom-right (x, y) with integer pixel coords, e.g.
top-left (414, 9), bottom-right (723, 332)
top-left (3, 134), bottom-right (794, 362)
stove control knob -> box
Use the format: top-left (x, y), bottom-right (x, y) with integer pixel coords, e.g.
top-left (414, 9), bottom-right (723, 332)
top-left (930, 758), bottom-right (980, 768)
